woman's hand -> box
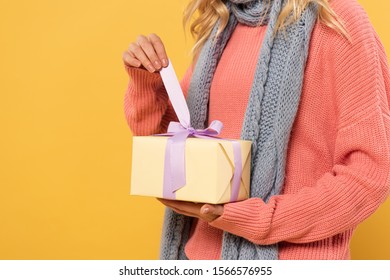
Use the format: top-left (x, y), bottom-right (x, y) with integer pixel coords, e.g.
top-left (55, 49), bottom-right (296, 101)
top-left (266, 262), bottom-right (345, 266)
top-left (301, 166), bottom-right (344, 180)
top-left (122, 33), bottom-right (169, 73)
top-left (157, 198), bottom-right (224, 222)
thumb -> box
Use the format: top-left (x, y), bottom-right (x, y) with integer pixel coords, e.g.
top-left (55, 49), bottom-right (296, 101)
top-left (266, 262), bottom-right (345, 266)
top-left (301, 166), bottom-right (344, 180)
top-left (201, 204), bottom-right (224, 216)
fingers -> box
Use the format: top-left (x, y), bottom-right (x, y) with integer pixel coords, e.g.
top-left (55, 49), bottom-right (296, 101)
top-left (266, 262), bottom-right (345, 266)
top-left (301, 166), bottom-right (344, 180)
top-left (157, 199), bottom-right (199, 218)
top-left (137, 34), bottom-right (162, 71)
top-left (157, 198), bottom-right (224, 222)
top-left (148, 33), bottom-right (168, 67)
top-left (128, 40), bottom-right (156, 72)
top-left (201, 204), bottom-right (224, 216)
top-left (123, 34), bottom-right (168, 73)
top-left (158, 198), bottom-right (199, 212)
top-left (122, 51), bottom-right (141, 68)
top-left (170, 206), bottom-right (199, 218)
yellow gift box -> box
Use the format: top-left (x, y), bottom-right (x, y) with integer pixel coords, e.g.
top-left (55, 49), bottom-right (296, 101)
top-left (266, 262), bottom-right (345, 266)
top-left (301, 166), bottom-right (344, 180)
top-left (130, 136), bottom-right (251, 204)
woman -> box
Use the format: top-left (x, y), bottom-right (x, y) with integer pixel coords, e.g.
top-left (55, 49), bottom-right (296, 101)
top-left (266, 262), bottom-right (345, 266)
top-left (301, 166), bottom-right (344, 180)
top-left (122, 0), bottom-right (390, 259)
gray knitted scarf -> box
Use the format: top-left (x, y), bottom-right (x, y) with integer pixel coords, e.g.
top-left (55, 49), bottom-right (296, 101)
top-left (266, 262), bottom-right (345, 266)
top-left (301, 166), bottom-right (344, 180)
top-left (160, 0), bottom-right (318, 260)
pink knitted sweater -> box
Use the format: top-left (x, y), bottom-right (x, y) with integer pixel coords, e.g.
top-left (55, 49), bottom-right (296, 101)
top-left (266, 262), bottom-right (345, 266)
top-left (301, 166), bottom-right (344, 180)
top-left (124, 0), bottom-right (390, 259)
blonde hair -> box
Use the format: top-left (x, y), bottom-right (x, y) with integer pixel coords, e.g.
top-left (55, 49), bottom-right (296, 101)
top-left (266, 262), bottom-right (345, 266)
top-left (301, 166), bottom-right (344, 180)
top-left (183, 0), bottom-right (348, 56)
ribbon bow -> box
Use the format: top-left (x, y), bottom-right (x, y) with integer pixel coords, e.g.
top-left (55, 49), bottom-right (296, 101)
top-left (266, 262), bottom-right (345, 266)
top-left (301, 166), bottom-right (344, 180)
top-left (158, 61), bottom-right (242, 202)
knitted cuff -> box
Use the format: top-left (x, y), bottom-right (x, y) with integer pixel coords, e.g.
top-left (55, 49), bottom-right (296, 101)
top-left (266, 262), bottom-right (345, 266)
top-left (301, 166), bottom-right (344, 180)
top-left (125, 65), bottom-right (165, 92)
top-left (209, 197), bottom-right (273, 243)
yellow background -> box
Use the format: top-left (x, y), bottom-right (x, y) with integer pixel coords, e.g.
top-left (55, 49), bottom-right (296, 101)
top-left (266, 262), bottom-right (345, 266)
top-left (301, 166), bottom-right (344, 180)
top-left (0, 0), bottom-right (389, 260)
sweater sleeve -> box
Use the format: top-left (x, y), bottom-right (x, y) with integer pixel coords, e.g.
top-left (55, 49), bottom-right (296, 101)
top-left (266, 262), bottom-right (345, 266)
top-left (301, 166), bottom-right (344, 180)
top-left (123, 65), bottom-right (193, 135)
top-left (209, 0), bottom-right (390, 245)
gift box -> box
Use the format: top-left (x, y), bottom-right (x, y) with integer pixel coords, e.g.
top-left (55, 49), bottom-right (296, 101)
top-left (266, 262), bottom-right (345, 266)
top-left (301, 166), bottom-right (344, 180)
top-left (130, 136), bottom-right (251, 204)
top-left (130, 61), bottom-right (252, 204)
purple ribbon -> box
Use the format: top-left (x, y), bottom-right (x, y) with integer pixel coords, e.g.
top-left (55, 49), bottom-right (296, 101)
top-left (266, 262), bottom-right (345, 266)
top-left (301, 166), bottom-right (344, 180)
top-left (157, 61), bottom-right (242, 202)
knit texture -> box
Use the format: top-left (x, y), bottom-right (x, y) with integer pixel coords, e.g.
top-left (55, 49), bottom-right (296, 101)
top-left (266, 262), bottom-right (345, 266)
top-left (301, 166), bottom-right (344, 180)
top-left (159, 0), bottom-right (318, 260)
top-left (124, 0), bottom-right (390, 259)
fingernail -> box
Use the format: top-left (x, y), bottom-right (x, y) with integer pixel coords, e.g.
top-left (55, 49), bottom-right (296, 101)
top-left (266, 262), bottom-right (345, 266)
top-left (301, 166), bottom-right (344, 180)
top-left (162, 59), bottom-right (168, 67)
top-left (154, 60), bottom-right (161, 69)
top-left (147, 64), bottom-right (155, 72)
top-left (203, 207), bottom-right (209, 214)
